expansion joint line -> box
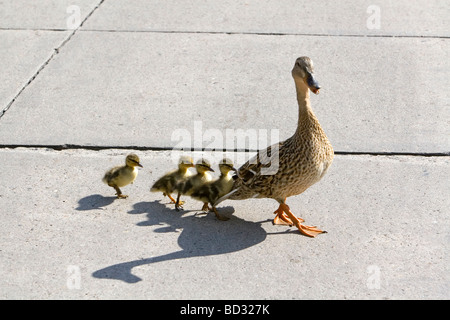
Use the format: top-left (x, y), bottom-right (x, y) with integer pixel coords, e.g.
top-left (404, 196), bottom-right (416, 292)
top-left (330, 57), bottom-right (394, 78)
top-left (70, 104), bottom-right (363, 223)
top-left (0, 144), bottom-right (448, 158)
top-left (0, 0), bottom-right (106, 120)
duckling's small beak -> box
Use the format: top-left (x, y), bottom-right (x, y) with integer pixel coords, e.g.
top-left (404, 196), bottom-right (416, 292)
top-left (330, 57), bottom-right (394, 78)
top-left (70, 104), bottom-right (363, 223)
top-left (307, 73), bottom-right (321, 95)
top-left (208, 167), bottom-right (215, 172)
top-left (137, 163), bottom-right (143, 168)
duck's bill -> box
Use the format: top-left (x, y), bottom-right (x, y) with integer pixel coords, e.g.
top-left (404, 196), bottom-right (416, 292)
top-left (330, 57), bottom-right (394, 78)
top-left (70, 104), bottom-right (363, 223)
top-left (137, 163), bottom-right (143, 168)
top-left (307, 74), bottom-right (321, 95)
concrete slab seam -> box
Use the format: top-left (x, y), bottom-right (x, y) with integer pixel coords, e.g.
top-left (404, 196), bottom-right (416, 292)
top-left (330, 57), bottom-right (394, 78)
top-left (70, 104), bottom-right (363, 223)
top-left (0, 144), bottom-right (448, 158)
top-left (0, 0), bottom-right (106, 120)
top-left (1, 27), bottom-right (449, 40)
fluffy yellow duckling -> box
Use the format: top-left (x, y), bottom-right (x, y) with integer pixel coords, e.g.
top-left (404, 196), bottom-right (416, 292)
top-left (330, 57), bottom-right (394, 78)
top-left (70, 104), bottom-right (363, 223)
top-left (150, 156), bottom-right (194, 204)
top-left (191, 158), bottom-right (237, 221)
top-left (102, 153), bottom-right (143, 198)
top-left (174, 158), bottom-right (214, 211)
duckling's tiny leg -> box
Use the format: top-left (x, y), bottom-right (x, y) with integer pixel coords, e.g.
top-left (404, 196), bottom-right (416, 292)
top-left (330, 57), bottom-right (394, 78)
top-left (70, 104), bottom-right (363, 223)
top-left (175, 192), bottom-right (183, 211)
top-left (212, 207), bottom-right (229, 221)
top-left (195, 203), bottom-right (211, 217)
top-left (114, 186), bottom-right (128, 199)
top-left (280, 203), bottom-right (325, 237)
top-left (167, 193), bottom-right (184, 205)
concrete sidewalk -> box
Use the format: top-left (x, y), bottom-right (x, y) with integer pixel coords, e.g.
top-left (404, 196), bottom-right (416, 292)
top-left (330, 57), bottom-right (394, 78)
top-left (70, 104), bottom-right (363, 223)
top-left (0, 1), bottom-right (448, 299)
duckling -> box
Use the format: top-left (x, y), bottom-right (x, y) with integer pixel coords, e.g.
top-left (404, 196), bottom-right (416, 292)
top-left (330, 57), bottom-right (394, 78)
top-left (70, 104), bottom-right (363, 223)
top-left (102, 153), bottom-right (143, 198)
top-left (191, 158), bottom-right (237, 221)
top-left (150, 156), bottom-right (194, 204)
top-left (174, 158), bottom-right (214, 211)
top-left (215, 57), bottom-right (334, 237)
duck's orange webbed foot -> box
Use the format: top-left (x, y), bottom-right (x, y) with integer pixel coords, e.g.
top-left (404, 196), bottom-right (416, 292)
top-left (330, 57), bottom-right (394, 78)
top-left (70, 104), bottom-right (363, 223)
top-left (273, 206), bottom-right (294, 226)
top-left (113, 186), bottom-right (128, 199)
top-left (201, 202), bottom-right (211, 212)
top-left (195, 203), bottom-right (211, 216)
top-left (275, 203), bottom-right (326, 238)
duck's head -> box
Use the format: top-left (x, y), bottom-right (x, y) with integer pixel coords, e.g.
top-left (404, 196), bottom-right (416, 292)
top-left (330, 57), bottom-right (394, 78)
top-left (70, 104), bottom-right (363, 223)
top-left (219, 158), bottom-right (237, 175)
top-left (178, 156), bottom-right (195, 170)
top-left (195, 158), bottom-right (214, 174)
top-left (126, 153), bottom-right (143, 168)
top-left (291, 56), bottom-right (321, 94)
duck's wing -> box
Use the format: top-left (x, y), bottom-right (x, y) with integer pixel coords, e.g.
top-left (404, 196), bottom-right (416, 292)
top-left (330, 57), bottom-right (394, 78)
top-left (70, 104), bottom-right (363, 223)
top-left (150, 169), bottom-right (178, 192)
top-left (237, 141), bottom-right (283, 184)
top-left (190, 181), bottom-right (218, 204)
top-left (175, 174), bottom-right (200, 195)
top-left (102, 166), bottom-right (122, 185)
top-left (214, 141), bottom-right (284, 205)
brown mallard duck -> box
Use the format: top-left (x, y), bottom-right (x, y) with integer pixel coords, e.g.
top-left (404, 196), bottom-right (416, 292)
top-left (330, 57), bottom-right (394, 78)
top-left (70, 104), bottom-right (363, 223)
top-left (102, 153), bottom-right (143, 198)
top-left (216, 57), bottom-right (334, 237)
top-left (150, 156), bottom-right (194, 204)
top-left (190, 158), bottom-right (237, 221)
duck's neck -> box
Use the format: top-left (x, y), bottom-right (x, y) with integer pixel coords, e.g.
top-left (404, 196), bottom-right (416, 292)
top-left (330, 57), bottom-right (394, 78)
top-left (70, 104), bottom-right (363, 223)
top-left (295, 79), bottom-right (313, 116)
top-left (220, 171), bottom-right (232, 180)
top-left (179, 167), bottom-right (189, 174)
top-left (294, 79), bottom-right (318, 135)
top-left (125, 163), bottom-right (134, 169)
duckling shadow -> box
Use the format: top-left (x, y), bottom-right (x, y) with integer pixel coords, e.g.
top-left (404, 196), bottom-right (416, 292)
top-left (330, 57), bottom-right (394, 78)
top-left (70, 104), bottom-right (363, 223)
top-left (76, 194), bottom-right (116, 211)
top-left (92, 200), bottom-right (267, 283)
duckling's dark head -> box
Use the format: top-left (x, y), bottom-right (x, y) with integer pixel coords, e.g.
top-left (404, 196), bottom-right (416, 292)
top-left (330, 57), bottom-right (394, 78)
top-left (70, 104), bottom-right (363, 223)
top-left (178, 156), bottom-right (194, 170)
top-left (292, 56), bottom-right (321, 94)
top-left (126, 153), bottom-right (143, 168)
top-left (195, 158), bottom-right (214, 173)
top-left (219, 158), bottom-right (237, 174)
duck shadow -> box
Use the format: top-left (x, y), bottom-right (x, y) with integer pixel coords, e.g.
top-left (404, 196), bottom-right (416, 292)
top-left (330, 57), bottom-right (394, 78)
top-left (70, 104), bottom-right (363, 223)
top-left (92, 200), bottom-right (268, 283)
top-left (76, 194), bottom-right (116, 211)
